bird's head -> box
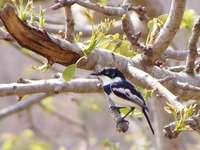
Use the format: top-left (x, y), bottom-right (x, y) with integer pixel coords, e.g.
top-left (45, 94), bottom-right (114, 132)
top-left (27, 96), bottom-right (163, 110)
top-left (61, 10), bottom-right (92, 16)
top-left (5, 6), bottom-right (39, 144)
top-left (90, 67), bottom-right (125, 85)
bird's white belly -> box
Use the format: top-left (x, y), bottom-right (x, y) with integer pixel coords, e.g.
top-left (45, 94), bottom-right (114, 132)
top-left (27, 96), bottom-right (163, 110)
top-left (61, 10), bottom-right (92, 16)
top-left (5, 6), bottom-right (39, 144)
top-left (109, 93), bottom-right (138, 108)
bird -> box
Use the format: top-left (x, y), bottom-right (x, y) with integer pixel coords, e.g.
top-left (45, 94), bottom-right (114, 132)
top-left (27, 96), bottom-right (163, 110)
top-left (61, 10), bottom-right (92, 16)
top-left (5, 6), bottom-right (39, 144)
top-left (91, 67), bottom-right (154, 134)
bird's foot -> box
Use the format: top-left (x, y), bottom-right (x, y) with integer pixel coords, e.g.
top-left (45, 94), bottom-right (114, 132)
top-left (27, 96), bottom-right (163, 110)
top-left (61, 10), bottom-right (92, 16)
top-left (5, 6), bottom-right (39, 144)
top-left (122, 107), bottom-right (135, 120)
top-left (110, 106), bottom-right (126, 113)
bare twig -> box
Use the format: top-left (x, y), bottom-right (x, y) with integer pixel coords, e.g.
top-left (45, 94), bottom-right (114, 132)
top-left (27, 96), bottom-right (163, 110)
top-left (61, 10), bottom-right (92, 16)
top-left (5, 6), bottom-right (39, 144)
top-left (51, 0), bottom-right (147, 20)
top-left (185, 17), bottom-right (200, 74)
top-left (0, 94), bottom-right (48, 120)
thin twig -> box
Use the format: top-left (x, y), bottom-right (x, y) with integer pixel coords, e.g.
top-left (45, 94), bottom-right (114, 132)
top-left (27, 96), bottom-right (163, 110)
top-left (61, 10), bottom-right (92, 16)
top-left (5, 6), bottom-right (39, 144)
top-left (0, 94), bottom-right (48, 120)
top-left (64, 5), bottom-right (74, 42)
top-left (51, 0), bottom-right (147, 20)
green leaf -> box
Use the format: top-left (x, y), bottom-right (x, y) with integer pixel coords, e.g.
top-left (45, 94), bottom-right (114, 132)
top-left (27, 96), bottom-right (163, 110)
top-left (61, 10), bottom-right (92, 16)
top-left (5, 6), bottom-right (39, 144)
top-left (63, 64), bottom-right (76, 81)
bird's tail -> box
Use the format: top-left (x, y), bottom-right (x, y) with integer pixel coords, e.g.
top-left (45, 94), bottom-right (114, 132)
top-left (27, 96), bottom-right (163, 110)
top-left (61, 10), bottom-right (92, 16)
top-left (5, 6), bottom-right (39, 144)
top-left (142, 108), bottom-right (154, 134)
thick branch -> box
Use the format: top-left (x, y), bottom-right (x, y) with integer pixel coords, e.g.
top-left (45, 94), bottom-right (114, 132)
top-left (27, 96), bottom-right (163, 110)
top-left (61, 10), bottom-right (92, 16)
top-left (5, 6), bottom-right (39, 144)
top-left (185, 17), bottom-right (200, 74)
top-left (128, 64), bottom-right (183, 109)
top-left (150, 0), bottom-right (186, 62)
top-left (0, 78), bottom-right (101, 97)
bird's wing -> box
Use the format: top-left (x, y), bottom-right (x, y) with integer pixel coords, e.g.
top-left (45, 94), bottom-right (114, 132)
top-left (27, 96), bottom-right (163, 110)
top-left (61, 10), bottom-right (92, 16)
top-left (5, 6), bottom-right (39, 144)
top-left (110, 81), bottom-right (146, 108)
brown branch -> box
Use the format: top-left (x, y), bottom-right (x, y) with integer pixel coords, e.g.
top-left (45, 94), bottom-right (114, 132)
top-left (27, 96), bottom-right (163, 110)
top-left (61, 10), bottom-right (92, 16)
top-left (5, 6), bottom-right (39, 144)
top-left (0, 4), bottom-right (82, 65)
top-left (185, 17), bottom-right (200, 74)
top-left (163, 113), bottom-right (200, 139)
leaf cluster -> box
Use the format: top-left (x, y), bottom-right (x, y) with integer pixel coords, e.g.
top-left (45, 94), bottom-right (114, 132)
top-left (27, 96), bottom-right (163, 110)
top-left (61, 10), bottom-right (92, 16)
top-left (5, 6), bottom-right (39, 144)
top-left (164, 103), bottom-right (197, 131)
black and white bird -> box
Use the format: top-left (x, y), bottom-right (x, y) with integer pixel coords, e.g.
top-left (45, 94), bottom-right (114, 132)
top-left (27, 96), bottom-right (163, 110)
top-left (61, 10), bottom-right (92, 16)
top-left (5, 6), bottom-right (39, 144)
top-left (91, 67), bottom-right (154, 134)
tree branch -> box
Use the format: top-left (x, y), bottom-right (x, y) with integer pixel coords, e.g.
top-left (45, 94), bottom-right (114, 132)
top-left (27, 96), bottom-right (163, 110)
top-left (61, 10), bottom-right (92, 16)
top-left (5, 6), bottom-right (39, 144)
top-left (51, 0), bottom-right (146, 18)
top-left (0, 93), bottom-right (48, 120)
top-left (162, 48), bottom-right (200, 61)
top-left (150, 0), bottom-right (186, 62)
top-left (0, 78), bottom-right (101, 97)
top-left (185, 17), bottom-right (200, 74)
top-left (128, 64), bottom-right (184, 109)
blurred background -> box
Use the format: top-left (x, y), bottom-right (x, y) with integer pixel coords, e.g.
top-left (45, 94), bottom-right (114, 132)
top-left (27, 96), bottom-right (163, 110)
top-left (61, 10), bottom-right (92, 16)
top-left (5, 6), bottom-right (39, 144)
top-left (0, 0), bottom-right (200, 150)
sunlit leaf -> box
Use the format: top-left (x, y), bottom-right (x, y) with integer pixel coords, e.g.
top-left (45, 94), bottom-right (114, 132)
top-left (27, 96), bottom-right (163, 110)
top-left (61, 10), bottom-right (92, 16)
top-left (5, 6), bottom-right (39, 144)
top-left (63, 64), bottom-right (76, 81)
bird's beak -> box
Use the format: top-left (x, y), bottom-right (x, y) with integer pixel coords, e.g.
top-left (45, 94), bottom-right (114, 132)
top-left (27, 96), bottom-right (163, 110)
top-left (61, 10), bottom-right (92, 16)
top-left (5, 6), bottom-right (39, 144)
top-left (90, 72), bottom-right (101, 76)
